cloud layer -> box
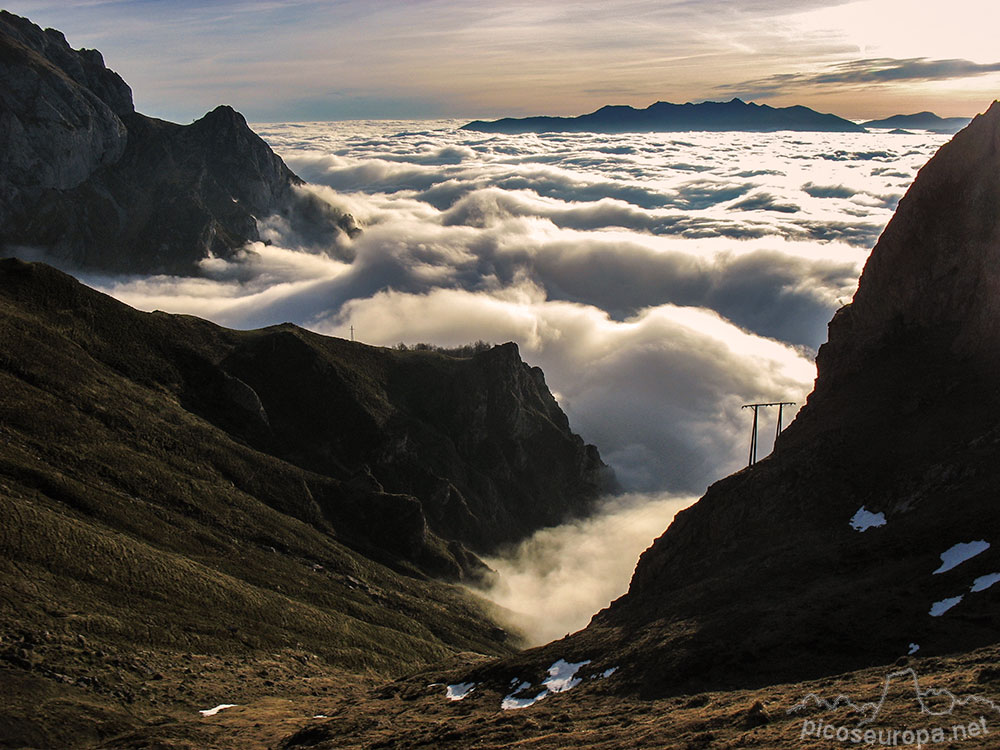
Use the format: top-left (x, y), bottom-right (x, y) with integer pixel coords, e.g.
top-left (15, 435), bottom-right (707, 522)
top-left (479, 492), bottom-right (697, 645)
top-left (83, 122), bottom-right (946, 494)
top-left (62, 121), bottom-right (949, 640)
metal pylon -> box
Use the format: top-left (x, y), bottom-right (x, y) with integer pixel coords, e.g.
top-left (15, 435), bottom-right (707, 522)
top-left (742, 401), bottom-right (795, 466)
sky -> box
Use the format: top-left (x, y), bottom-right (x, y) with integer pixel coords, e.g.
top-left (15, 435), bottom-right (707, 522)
top-left (4, 0), bottom-right (998, 122)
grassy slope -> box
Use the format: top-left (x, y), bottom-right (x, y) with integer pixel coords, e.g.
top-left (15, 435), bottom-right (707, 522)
top-left (0, 260), bottom-right (516, 747)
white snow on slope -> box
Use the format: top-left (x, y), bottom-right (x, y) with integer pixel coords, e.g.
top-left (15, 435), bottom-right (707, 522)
top-left (929, 596), bottom-right (962, 616)
top-left (933, 541), bottom-right (990, 574)
top-left (199, 704), bottom-right (237, 717)
top-left (544, 659), bottom-right (591, 693)
top-left (502, 681), bottom-right (548, 710)
top-left (501, 658), bottom-right (593, 710)
top-left (446, 682), bottom-right (477, 701)
top-left (971, 572), bottom-right (1000, 592)
top-left (849, 507), bottom-right (886, 532)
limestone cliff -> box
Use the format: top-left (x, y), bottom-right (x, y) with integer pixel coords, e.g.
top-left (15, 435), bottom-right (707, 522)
top-left (0, 11), bottom-right (354, 273)
top-left (0, 10), bottom-right (131, 227)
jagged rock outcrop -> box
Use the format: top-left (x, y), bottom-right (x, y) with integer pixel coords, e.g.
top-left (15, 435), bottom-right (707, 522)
top-left (0, 11), bottom-right (355, 273)
top-left (218, 332), bottom-right (610, 551)
top-left (479, 101), bottom-right (1000, 697)
top-left (0, 11), bottom-right (131, 227)
top-left (463, 98), bottom-right (865, 134)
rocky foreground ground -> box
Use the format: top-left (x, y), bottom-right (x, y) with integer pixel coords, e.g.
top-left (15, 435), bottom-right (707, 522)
top-left (5, 631), bottom-right (998, 749)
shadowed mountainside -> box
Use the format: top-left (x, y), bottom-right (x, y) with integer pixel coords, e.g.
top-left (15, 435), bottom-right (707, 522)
top-left (0, 257), bottom-right (613, 745)
top-left (462, 98), bottom-right (866, 134)
top-left (0, 257), bottom-right (609, 746)
top-left (0, 10), bottom-right (355, 274)
top-left (0, 258), bottom-right (609, 568)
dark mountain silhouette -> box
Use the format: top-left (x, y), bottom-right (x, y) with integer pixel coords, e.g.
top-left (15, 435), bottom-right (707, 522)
top-left (462, 98), bottom-right (865, 134)
top-left (863, 111), bottom-right (971, 134)
top-left (460, 101), bottom-right (1000, 698)
top-left (0, 10), bottom-right (356, 274)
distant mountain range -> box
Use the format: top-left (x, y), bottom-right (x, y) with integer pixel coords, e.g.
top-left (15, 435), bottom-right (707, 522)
top-left (862, 111), bottom-right (972, 134)
top-left (463, 99), bottom-right (974, 136)
top-left (463, 98), bottom-right (866, 134)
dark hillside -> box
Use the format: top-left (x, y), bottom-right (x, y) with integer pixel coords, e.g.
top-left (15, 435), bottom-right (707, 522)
top-left (0, 258), bottom-right (608, 747)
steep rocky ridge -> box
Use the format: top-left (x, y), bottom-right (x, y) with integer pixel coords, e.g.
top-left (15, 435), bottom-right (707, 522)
top-left (0, 11), bottom-right (131, 228)
top-left (0, 11), bottom-right (354, 273)
top-left (461, 102), bottom-right (1000, 698)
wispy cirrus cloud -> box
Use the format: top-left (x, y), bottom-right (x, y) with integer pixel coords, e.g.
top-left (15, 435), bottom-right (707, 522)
top-left (718, 57), bottom-right (1000, 98)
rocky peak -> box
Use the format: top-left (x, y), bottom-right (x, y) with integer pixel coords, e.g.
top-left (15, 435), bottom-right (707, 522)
top-left (0, 12), bottom-right (130, 228)
top-left (833, 101), bottom-right (1000, 357)
top-left (0, 10), bottom-right (134, 116)
top-left (786, 100), bottom-right (1000, 443)
top-left (0, 11), bottom-right (353, 274)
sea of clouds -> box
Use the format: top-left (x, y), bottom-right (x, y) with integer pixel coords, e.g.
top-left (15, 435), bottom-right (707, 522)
top-left (80, 120), bottom-right (948, 641)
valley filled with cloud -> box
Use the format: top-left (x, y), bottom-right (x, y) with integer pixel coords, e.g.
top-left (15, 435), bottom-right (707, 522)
top-left (75, 123), bottom-right (947, 635)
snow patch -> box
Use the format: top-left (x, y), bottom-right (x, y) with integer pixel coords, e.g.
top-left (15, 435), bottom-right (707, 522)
top-left (543, 658), bottom-right (591, 693)
top-left (929, 596), bottom-right (962, 616)
top-left (907, 643), bottom-right (919, 655)
top-left (501, 659), bottom-right (593, 710)
top-left (590, 666), bottom-right (619, 680)
top-left (849, 506), bottom-right (886, 532)
top-left (933, 541), bottom-right (990, 574)
top-left (971, 572), bottom-right (1000, 593)
top-left (446, 682), bottom-right (477, 701)
top-left (199, 704), bottom-right (237, 717)
top-left (502, 680), bottom-right (547, 710)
